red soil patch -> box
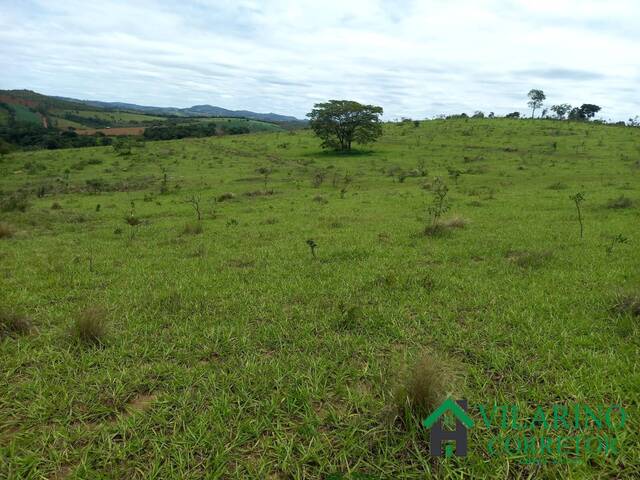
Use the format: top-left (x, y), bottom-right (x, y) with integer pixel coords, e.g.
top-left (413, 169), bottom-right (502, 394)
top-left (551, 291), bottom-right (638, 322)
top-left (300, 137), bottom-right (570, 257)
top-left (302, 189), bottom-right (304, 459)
top-left (0, 95), bottom-right (39, 109)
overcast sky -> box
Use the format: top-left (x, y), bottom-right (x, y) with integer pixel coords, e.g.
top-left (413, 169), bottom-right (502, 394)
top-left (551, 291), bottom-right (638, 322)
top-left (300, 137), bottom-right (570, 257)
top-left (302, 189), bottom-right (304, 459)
top-left (1, 0), bottom-right (638, 120)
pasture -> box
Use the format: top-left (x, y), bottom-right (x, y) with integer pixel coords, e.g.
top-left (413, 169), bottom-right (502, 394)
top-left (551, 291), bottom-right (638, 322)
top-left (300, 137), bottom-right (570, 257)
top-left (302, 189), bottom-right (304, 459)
top-left (1, 118), bottom-right (639, 478)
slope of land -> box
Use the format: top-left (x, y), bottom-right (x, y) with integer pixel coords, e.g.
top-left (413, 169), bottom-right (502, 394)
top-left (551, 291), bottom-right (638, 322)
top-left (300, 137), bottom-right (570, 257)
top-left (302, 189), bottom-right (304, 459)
top-left (0, 90), bottom-right (295, 138)
top-left (0, 119), bottom-right (638, 478)
top-left (54, 96), bottom-right (302, 123)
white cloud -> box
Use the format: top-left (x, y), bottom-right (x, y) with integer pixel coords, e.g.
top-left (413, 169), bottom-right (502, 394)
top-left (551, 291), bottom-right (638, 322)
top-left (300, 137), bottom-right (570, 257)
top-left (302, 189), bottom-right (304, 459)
top-left (0, 0), bottom-right (638, 120)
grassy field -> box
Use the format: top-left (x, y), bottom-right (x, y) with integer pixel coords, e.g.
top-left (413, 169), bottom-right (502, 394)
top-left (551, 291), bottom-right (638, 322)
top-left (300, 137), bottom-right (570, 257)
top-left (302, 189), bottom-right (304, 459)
top-left (50, 109), bottom-right (169, 125)
top-left (0, 119), bottom-right (639, 478)
top-left (7, 104), bottom-right (41, 125)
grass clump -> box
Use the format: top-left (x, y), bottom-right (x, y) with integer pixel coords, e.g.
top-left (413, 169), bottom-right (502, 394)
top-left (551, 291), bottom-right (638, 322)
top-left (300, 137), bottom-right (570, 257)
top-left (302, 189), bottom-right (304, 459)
top-left (182, 221), bottom-right (203, 235)
top-left (424, 216), bottom-right (468, 236)
top-left (217, 192), bottom-right (235, 202)
top-left (0, 222), bottom-right (14, 239)
top-left (506, 249), bottom-right (552, 268)
top-left (394, 351), bottom-right (457, 423)
top-left (606, 195), bottom-right (633, 209)
top-left (548, 182), bottom-right (568, 190)
top-left (612, 292), bottom-right (640, 318)
top-left (0, 308), bottom-right (33, 339)
top-left (72, 306), bottom-right (108, 346)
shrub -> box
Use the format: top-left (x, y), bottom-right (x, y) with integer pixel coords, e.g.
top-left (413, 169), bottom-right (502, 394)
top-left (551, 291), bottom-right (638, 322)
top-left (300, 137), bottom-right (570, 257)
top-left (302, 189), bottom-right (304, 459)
top-left (182, 222), bottom-right (203, 235)
top-left (0, 222), bottom-right (14, 239)
top-left (0, 308), bottom-right (33, 339)
top-left (72, 306), bottom-right (108, 345)
top-left (51, 202), bottom-right (62, 210)
top-left (394, 351), bottom-right (456, 422)
top-left (606, 196), bottom-right (633, 209)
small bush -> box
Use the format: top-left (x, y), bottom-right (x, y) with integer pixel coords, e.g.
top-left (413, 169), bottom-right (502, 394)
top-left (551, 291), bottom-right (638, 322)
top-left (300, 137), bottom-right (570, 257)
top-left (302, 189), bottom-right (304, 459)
top-left (394, 351), bottom-right (456, 422)
top-left (0, 222), bottom-right (14, 239)
top-left (606, 196), bottom-right (633, 209)
top-left (182, 222), bottom-right (203, 235)
top-left (51, 202), bottom-right (62, 210)
top-left (313, 195), bottom-right (328, 204)
top-left (72, 306), bottom-right (108, 346)
top-left (548, 182), bottom-right (568, 190)
top-left (217, 192), bottom-right (235, 202)
top-left (0, 309), bottom-right (33, 339)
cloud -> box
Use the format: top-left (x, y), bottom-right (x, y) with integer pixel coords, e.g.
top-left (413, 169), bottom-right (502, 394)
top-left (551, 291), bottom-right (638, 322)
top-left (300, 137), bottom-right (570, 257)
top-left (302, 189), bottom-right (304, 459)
top-left (0, 0), bottom-right (637, 120)
top-left (513, 68), bottom-right (606, 81)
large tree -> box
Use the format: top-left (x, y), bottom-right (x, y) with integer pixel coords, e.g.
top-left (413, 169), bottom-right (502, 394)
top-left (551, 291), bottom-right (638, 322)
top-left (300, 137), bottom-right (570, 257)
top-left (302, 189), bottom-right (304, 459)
top-left (568, 104), bottom-right (602, 121)
top-left (527, 89), bottom-right (546, 118)
top-left (550, 103), bottom-right (572, 120)
top-left (307, 100), bottom-right (383, 151)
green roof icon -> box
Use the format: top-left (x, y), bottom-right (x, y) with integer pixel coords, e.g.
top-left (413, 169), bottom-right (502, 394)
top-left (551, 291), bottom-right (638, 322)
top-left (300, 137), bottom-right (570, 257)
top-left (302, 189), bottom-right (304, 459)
top-left (422, 398), bottom-right (474, 428)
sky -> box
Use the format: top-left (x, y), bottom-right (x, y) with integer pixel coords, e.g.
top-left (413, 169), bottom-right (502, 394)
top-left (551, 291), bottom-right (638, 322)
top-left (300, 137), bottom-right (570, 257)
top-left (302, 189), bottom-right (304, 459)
top-left (1, 0), bottom-right (639, 121)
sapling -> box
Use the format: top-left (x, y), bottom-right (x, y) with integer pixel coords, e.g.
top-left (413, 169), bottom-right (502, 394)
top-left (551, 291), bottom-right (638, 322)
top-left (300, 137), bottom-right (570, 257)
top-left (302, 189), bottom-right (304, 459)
top-left (427, 177), bottom-right (450, 228)
top-left (569, 192), bottom-right (585, 239)
top-left (186, 195), bottom-right (202, 221)
top-left (256, 167), bottom-right (271, 192)
top-left (306, 239), bottom-right (318, 258)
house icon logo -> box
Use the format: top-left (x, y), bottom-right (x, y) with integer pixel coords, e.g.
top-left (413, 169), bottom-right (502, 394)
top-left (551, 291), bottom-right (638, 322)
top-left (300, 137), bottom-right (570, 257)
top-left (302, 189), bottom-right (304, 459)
top-left (422, 398), bottom-right (474, 457)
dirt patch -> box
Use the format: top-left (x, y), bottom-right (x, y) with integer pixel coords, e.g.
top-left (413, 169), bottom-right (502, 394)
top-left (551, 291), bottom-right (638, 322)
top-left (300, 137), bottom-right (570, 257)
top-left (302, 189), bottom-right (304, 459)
top-left (125, 393), bottom-right (158, 414)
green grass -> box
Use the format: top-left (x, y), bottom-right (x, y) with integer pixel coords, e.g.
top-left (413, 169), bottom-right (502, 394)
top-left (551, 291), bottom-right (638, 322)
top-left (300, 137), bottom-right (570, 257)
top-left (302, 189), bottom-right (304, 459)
top-left (0, 119), bottom-right (639, 478)
top-left (193, 116), bottom-right (284, 132)
top-left (52, 109), bottom-right (169, 125)
top-left (8, 104), bottom-right (41, 125)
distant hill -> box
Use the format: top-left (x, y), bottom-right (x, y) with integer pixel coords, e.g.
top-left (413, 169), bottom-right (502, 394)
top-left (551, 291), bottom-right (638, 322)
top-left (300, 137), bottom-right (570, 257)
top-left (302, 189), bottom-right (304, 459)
top-left (53, 96), bottom-right (301, 123)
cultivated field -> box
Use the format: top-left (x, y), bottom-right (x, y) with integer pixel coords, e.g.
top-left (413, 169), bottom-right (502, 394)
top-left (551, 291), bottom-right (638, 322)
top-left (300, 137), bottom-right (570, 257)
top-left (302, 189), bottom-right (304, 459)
top-left (1, 119), bottom-right (639, 478)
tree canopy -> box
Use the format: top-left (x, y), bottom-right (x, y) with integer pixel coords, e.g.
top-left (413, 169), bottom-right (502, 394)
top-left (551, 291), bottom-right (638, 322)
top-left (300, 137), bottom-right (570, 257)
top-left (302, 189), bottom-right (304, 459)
top-left (527, 89), bottom-right (546, 118)
top-left (307, 100), bottom-right (383, 151)
top-left (569, 104), bottom-right (602, 121)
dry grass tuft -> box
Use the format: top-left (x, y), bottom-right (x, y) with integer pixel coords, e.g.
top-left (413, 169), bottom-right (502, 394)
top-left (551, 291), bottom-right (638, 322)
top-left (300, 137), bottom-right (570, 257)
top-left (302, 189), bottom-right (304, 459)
top-left (72, 306), bottom-right (108, 346)
top-left (0, 308), bottom-right (33, 339)
top-left (394, 351), bottom-right (458, 422)
top-left (0, 222), bottom-right (14, 239)
top-left (217, 192), bottom-right (236, 202)
top-left (424, 216), bottom-right (468, 236)
top-left (612, 292), bottom-right (640, 318)
top-left (182, 222), bottom-right (203, 235)
top-left (506, 250), bottom-right (552, 268)
top-left (606, 195), bottom-right (633, 209)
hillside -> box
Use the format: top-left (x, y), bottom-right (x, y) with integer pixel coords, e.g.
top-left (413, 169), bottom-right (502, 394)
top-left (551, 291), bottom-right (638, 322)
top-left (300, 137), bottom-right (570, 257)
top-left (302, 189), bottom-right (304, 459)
top-left (1, 118), bottom-right (639, 478)
top-left (0, 89), bottom-right (297, 138)
top-left (54, 96), bottom-right (301, 123)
